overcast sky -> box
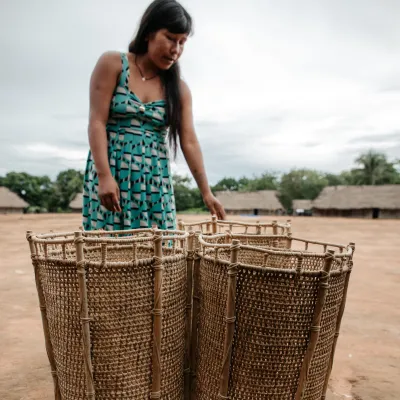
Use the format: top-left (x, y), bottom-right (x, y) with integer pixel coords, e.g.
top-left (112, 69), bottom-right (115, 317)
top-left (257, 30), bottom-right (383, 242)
top-left (0, 0), bottom-right (399, 184)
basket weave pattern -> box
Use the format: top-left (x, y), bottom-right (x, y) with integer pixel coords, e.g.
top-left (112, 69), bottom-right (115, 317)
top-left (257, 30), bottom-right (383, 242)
top-left (28, 229), bottom-right (188, 400)
top-left (302, 259), bottom-right (349, 400)
top-left (27, 219), bottom-right (354, 400)
top-left (190, 234), bottom-right (353, 400)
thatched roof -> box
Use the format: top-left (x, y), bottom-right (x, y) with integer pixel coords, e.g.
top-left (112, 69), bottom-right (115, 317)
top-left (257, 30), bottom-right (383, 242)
top-left (313, 185), bottom-right (400, 210)
top-left (70, 193), bottom-right (83, 210)
top-left (292, 199), bottom-right (313, 210)
top-left (0, 186), bottom-right (29, 208)
top-left (215, 190), bottom-right (284, 210)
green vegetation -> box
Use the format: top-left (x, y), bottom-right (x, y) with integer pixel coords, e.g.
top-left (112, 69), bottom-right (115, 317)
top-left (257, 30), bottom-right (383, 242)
top-left (0, 151), bottom-right (398, 212)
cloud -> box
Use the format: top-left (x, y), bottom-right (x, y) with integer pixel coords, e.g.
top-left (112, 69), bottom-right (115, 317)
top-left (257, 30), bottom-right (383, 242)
top-left (0, 0), bottom-right (399, 183)
top-left (348, 132), bottom-right (400, 144)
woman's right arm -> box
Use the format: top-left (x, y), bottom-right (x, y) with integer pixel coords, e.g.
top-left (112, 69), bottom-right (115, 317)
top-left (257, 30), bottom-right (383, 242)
top-left (88, 51), bottom-right (122, 212)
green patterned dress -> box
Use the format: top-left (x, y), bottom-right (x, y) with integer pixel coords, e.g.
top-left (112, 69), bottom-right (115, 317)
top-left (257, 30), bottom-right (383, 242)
top-left (82, 53), bottom-right (176, 231)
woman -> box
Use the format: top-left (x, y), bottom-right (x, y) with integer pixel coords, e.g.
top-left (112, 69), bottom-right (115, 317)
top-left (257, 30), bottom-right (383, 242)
top-left (83, 0), bottom-right (225, 231)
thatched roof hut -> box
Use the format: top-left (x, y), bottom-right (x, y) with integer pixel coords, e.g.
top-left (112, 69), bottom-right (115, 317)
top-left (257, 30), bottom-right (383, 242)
top-left (70, 193), bottom-right (83, 212)
top-left (292, 199), bottom-right (313, 216)
top-left (0, 186), bottom-right (29, 214)
top-left (292, 200), bottom-right (313, 210)
top-left (215, 190), bottom-right (284, 216)
top-left (313, 185), bottom-right (400, 219)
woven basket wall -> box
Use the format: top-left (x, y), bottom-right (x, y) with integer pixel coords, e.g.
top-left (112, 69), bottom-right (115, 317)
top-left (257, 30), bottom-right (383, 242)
top-left (190, 234), bottom-right (354, 400)
top-left (27, 229), bottom-right (189, 400)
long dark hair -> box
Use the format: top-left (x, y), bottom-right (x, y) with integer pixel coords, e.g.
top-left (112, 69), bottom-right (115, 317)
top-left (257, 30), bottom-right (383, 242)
top-left (128, 0), bottom-right (193, 155)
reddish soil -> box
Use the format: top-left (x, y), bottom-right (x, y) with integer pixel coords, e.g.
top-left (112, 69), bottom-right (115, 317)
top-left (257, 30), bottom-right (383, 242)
top-left (0, 214), bottom-right (399, 399)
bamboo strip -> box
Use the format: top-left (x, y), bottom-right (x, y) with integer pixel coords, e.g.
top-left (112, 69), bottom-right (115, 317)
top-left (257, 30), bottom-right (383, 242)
top-left (74, 231), bottom-right (95, 400)
top-left (184, 230), bottom-right (195, 400)
top-left (295, 250), bottom-right (335, 400)
top-left (291, 236), bottom-right (348, 250)
top-left (321, 243), bottom-right (355, 400)
top-left (272, 220), bottom-right (278, 235)
top-left (198, 235), bottom-right (352, 258)
top-left (190, 231), bottom-right (202, 394)
top-left (151, 231), bottom-right (164, 400)
top-left (211, 215), bottom-right (218, 234)
top-left (287, 233), bottom-right (293, 249)
top-left (218, 239), bottom-right (240, 398)
top-left (26, 231), bottom-right (62, 400)
top-left (180, 218), bottom-right (291, 234)
top-left (286, 220), bottom-right (292, 235)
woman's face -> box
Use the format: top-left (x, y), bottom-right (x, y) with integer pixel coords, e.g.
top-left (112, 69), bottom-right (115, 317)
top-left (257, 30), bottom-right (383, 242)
top-left (147, 29), bottom-right (188, 70)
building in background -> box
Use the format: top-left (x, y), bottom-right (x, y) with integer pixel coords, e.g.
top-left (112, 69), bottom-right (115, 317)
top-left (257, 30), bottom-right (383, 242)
top-left (313, 185), bottom-right (400, 219)
top-left (292, 199), bottom-right (313, 216)
top-left (0, 187), bottom-right (29, 214)
top-left (70, 193), bottom-right (83, 213)
top-left (215, 190), bottom-right (285, 216)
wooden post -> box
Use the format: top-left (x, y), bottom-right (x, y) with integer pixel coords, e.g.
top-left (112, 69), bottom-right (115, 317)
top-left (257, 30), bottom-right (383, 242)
top-left (272, 220), bottom-right (279, 247)
top-left (151, 230), bottom-right (164, 400)
top-left (178, 219), bottom-right (185, 231)
top-left (190, 231), bottom-right (202, 393)
top-left (74, 231), bottom-right (95, 400)
top-left (286, 219), bottom-right (292, 235)
top-left (219, 239), bottom-right (240, 398)
top-left (272, 220), bottom-right (278, 235)
top-left (184, 230), bottom-right (195, 400)
top-left (287, 233), bottom-right (293, 249)
top-left (27, 231), bottom-right (62, 400)
top-left (256, 221), bottom-right (261, 235)
top-left (321, 243), bottom-right (355, 400)
top-left (211, 215), bottom-right (218, 234)
top-left (295, 250), bottom-right (334, 400)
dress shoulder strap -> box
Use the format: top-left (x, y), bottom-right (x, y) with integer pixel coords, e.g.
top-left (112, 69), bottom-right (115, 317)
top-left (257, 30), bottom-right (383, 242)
top-left (118, 52), bottom-right (130, 89)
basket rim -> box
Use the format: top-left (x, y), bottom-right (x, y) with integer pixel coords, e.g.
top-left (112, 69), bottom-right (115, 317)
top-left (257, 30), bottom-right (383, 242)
top-left (179, 218), bottom-right (291, 229)
top-left (198, 233), bottom-right (354, 258)
top-left (26, 229), bottom-right (188, 244)
top-left (201, 253), bottom-right (351, 276)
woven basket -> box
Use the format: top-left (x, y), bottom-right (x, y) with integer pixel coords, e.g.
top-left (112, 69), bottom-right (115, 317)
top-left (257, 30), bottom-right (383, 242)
top-left (190, 234), bottom-right (354, 400)
top-left (27, 228), bottom-right (189, 400)
top-left (178, 216), bottom-right (292, 251)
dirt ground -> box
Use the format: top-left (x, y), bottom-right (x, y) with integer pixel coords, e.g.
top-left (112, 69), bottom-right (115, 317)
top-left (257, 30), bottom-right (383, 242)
top-left (0, 213), bottom-right (399, 400)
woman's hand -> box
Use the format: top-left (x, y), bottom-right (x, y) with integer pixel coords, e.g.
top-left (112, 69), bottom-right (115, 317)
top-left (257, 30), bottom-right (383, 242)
top-left (98, 174), bottom-right (121, 212)
top-left (203, 192), bottom-right (226, 220)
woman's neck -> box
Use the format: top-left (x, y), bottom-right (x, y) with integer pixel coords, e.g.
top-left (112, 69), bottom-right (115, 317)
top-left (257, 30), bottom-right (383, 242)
top-left (135, 53), bottom-right (159, 77)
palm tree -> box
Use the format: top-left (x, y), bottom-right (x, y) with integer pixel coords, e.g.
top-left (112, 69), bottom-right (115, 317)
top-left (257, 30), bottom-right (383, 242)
top-left (353, 151), bottom-right (397, 185)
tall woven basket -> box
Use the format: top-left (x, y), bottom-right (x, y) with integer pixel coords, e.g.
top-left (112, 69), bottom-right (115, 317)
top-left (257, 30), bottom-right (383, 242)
top-left (181, 217), bottom-right (293, 397)
top-left (27, 228), bottom-right (189, 400)
top-left (190, 233), bottom-right (354, 400)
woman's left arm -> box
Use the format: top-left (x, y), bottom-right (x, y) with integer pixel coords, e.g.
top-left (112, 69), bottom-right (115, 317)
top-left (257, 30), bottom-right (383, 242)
top-left (179, 80), bottom-right (226, 220)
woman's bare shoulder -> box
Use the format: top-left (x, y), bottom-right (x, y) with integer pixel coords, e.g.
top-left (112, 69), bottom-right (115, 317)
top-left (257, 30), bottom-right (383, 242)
top-left (180, 78), bottom-right (192, 103)
top-left (94, 51), bottom-right (122, 73)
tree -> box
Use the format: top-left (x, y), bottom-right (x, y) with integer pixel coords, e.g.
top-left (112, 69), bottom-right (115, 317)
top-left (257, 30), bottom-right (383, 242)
top-left (172, 175), bottom-right (196, 211)
top-left (0, 172), bottom-right (54, 210)
top-left (279, 169), bottom-right (328, 210)
top-left (52, 169), bottom-right (84, 211)
top-left (324, 173), bottom-right (345, 186)
top-left (241, 172), bottom-right (279, 192)
top-left (351, 150), bottom-right (399, 185)
top-left (212, 177), bottom-right (240, 192)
